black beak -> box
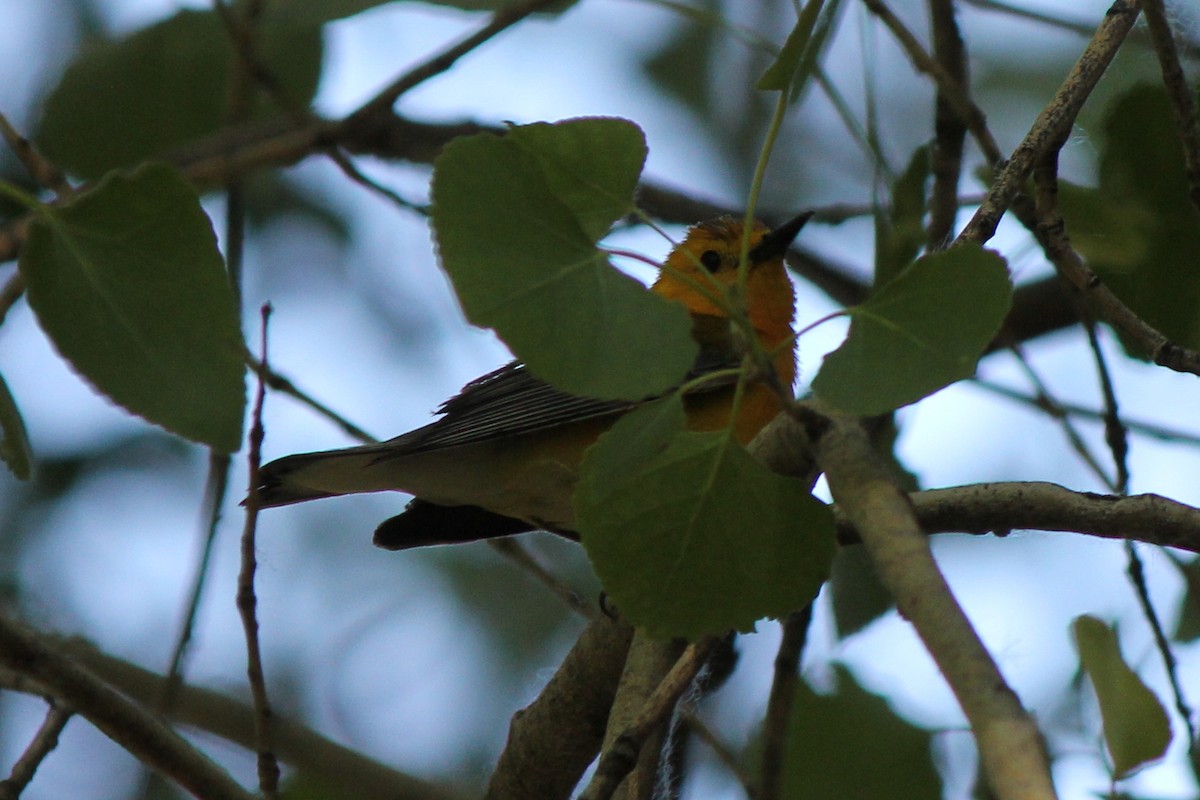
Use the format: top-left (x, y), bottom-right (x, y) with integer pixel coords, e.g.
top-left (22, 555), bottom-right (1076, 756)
top-left (748, 211), bottom-right (814, 264)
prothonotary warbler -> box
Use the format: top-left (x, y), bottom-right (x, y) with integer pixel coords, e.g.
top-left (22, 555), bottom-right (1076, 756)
top-left (256, 212), bottom-right (811, 549)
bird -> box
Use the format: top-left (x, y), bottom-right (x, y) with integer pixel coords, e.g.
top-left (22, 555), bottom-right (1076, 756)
top-left (255, 212), bottom-right (811, 550)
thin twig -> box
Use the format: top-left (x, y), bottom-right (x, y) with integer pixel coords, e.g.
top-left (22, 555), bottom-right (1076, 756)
top-left (214, 0), bottom-right (305, 123)
top-left (579, 637), bottom-right (720, 800)
top-left (160, 458), bottom-right (231, 713)
top-left (62, 641), bottom-right (457, 800)
top-left (0, 614), bottom-right (256, 800)
top-left (1140, 0), bottom-right (1200, 211)
top-left (679, 709), bottom-right (758, 797)
top-left (0, 702), bottom-right (72, 800)
top-left (859, 0), bottom-right (1002, 164)
top-left (342, 0), bottom-right (565, 129)
top-left (325, 148), bottom-right (430, 215)
top-left (486, 538), bottom-right (599, 620)
top-left (926, 0), bottom-right (969, 248)
top-left (245, 355), bottom-right (378, 444)
top-left (971, 378), bottom-right (1200, 446)
top-left (1125, 542), bottom-right (1197, 744)
top-left (757, 606), bottom-right (812, 800)
top-left (1082, 310), bottom-right (1200, 750)
top-left (1082, 322), bottom-right (1127, 493)
top-left (0, 112), bottom-right (71, 198)
top-left (238, 305), bottom-right (281, 798)
top-left (957, 0), bottom-right (1141, 245)
top-left (1007, 344), bottom-right (1114, 488)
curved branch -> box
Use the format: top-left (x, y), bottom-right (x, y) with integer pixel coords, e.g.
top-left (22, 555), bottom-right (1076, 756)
top-left (797, 405), bottom-right (1058, 799)
top-left (958, 0), bottom-right (1141, 245)
top-left (67, 642), bottom-right (457, 800)
top-left (486, 615), bottom-right (633, 800)
top-left (838, 481), bottom-right (1200, 552)
top-left (0, 614), bottom-right (256, 800)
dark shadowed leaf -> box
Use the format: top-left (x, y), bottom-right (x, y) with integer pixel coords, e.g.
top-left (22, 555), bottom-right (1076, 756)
top-left (577, 396), bottom-right (835, 638)
top-left (642, 5), bottom-right (720, 119)
top-left (20, 164), bottom-right (245, 452)
top-left (812, 245), bottom-right (1011, 415)
top-left (757, 0), bottom-right (826, 91)
top-left (1061, 85), bottom-right (1200, 351)
top-left (0, 373), bottom-right (32, 480)
top-left (830, 544), bottom-right (893, 638)
top-left (874, 144), bottom-right (930, 288)
top-left (431, 118), bottom-right (697, 400)
top-left (770, 665), bottom-right (941, 799)
top-left (37, 10), bottom-right (321, 179)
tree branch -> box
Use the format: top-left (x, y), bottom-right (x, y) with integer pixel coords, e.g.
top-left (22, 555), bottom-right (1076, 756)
top-left (926, 0), bottom-right (970, 248)
top-left (756, 606), bottom-right (812, 800)
top-left (60, 642), bottom-right (458, 800)
top-left (1030, 137), bottom-right (1200, 376)
top-left (486, 614), bottom-right (633, 800)
top-left (957, 0), bottom-right (1141, 246)
top-left (0, 701), bottom-right (72, 800)
top-left (793, 404), bottom-right (1057, 799)
top-left (830, 481), bottom-right (1200, 553)
top-left (580, 637), bottom-right (718, 800)
top-left (0, 614), bottom-right (256, 800)
top-left (1140, 0), bottom-right (1200, 210)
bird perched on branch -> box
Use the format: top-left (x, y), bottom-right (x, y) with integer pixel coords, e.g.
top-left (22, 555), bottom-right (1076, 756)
top-left (256, 212), bottom-right (811, 549)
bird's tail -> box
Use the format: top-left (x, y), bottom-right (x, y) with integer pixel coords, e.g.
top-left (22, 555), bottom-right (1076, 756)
top-left (254, 447), bottom-right (391, 508)
top-left (373, 499), bottom-right (536, 549)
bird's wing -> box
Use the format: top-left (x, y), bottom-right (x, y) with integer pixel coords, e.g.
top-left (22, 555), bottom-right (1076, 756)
top-left (375, 330), bottom-right (743, 459)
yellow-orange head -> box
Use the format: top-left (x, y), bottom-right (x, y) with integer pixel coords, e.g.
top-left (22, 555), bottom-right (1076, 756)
top-left (651, 213), bottom-right (810, 391)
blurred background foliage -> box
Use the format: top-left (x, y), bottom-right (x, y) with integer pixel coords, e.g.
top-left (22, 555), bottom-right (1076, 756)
top-left (0, 0), bottom-right (1199, 798)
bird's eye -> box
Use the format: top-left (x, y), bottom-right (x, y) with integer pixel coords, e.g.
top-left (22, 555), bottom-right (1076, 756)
top-left (699, 249), bottom-right (722, 272)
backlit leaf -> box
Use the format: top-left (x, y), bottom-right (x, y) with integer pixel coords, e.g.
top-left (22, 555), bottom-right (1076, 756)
top-left (1073, 615), bottom-right (1171, 779)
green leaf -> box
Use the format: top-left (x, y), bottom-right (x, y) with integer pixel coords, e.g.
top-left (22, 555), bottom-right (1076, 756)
top-left (772, 665), bottom-right (941, 799)
top-left (263, 0), bottom-right (394, 23)
top-left (757, 0), bottom-right (826, 91)
top-left (20, 163), bottom-right (246, 452)
top-left (1168, 553), bottom-right (1200, 642)
top-left (1061, 85), bottom-right (1200, 351)
top-left (266, 0), bottom-right (578, 24)
top-left (576, 396), bottom-right (836, 638)
top-left (874, 144), bottom-right (930, 288)
top-left (1073, 615), bottom-right (1172, 779)
top-left (642, 17), bottom-right (717, 118)
top-left (242, 173), bottom-right (351, 244)
top-left (37, 10), bottom-right (322, 179)
top-left (0, 372), bottom-right (32, 480)
top-left (830, 544), bottom-right (893, 638)
top-left (812, 245), bottom-right (1012, 415)
top-left (431, 118), bottom-right (697, 401)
